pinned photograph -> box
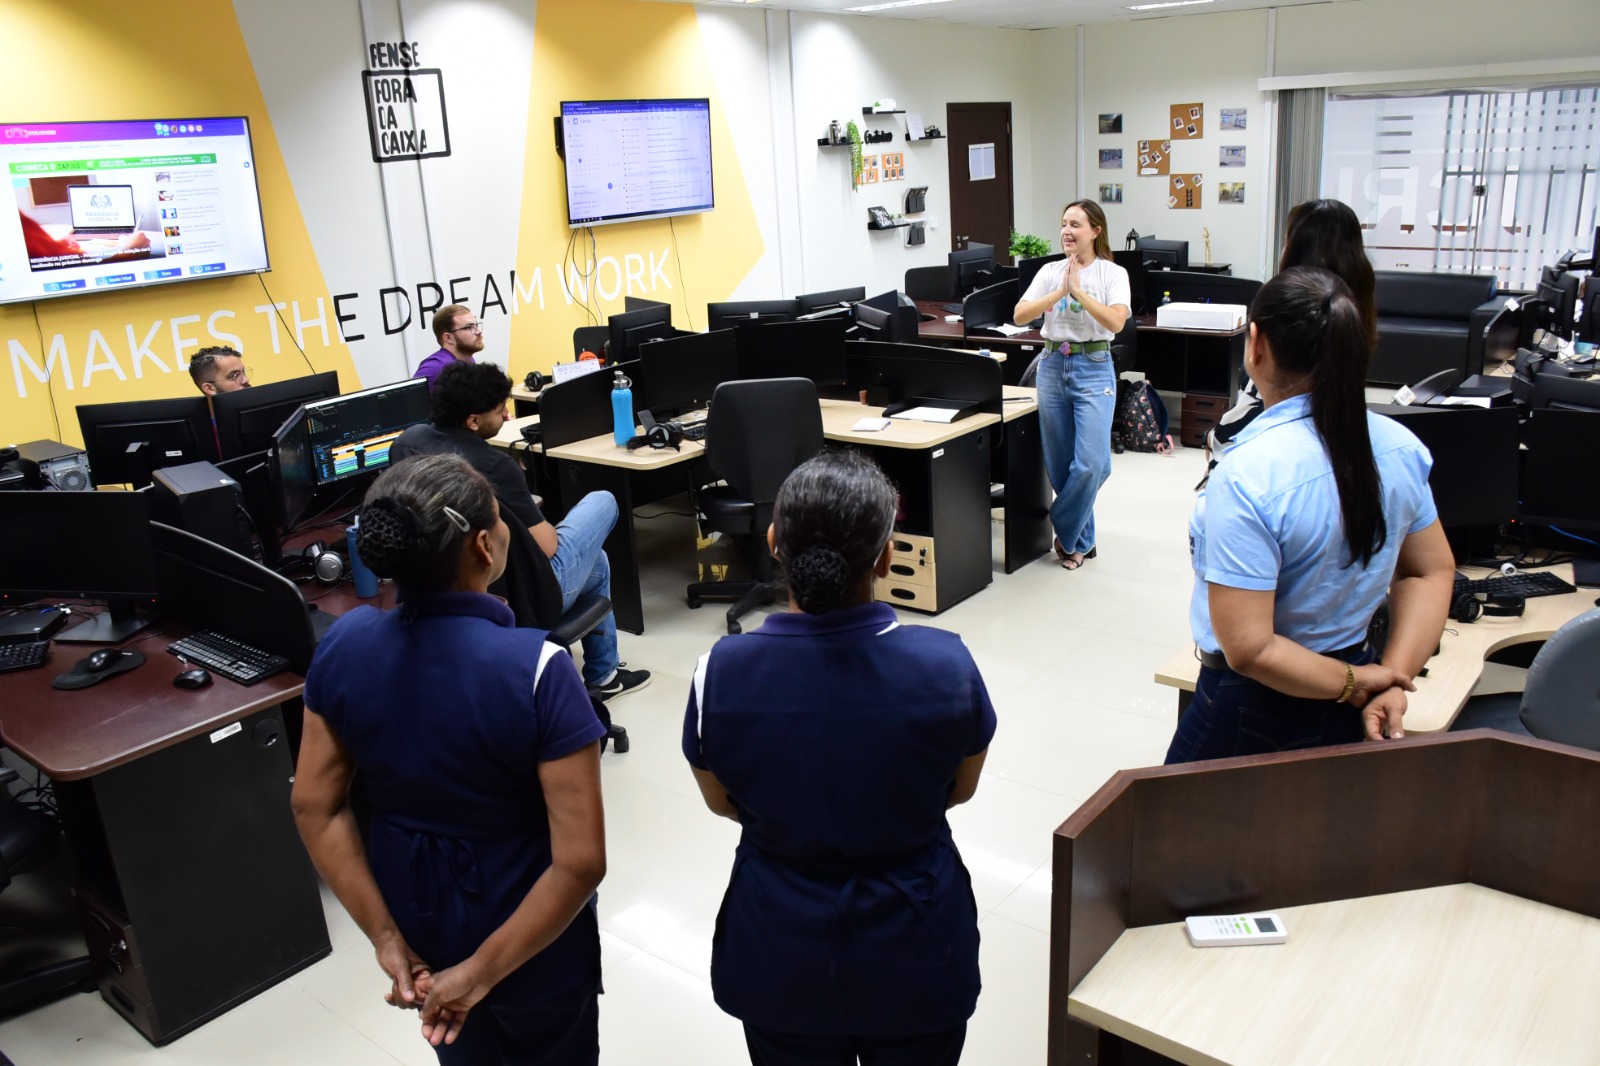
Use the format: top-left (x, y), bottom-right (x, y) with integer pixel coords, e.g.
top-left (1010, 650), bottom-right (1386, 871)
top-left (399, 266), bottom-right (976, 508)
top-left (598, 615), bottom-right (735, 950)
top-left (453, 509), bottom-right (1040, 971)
top-left (1173, 116), bottom-right (1185, 130)
top-left (1172, 175), bottom-right (1186, 189)
top-left (1098, 113), bottom-right (1123, 134)
top-left (1188, 106), bottom-right (1201, 120)
top-left (1185, 123), bottom-right (1198, 137)
top-left (1219, 182), bottom-right (1246, 204)
top-left (1220, 145), bottom-right (1246, 167)
top-left (1099, 148), bottom-right (1123, 169)
top-left (1168, 195), bottom-right (1179, 208)
top-left (1139, 153), bottom-right (1151, 167)
top-left (1220, 108), bottom-right (1247, 130)
top-left (1192, 174), bottom-right (1203, 186)
top-left (1099, 183), bottom-right (1124, 203)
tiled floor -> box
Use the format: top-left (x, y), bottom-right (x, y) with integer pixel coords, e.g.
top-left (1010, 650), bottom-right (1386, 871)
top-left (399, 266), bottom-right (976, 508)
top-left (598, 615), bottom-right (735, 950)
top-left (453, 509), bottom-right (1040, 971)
top-left (0, 445), bottom-right (1210, 1065)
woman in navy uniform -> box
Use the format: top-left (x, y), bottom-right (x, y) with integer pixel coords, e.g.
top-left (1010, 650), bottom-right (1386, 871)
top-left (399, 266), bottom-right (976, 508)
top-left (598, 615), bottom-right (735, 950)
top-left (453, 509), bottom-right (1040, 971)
top-left (292, 453), bottom-right (608, 1064)
top-left (1167, 267), bottom-right (1454, 762)
top-left (683, 449), bottom-right (997, 1065)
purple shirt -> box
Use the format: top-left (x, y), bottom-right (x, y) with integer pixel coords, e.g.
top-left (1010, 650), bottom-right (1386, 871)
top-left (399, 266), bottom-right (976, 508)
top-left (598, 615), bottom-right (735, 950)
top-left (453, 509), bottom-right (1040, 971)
top-left (414, 347), bottom-right (473, 391)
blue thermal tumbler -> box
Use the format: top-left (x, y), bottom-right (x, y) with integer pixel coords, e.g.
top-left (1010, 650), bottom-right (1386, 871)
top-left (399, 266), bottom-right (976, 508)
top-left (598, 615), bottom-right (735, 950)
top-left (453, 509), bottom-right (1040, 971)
top-left (611, 369), bottom-right (635, 447)
top-left (346, 518), bottom-right (380, 597)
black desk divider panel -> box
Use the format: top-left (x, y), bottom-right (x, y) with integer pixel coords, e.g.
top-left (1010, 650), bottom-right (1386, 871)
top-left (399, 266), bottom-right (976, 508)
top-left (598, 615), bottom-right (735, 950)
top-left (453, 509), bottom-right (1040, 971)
top-left (1521, 409), bottom-right (1600, 532)
top-left (1144, 269), bottom-right (1261, 307)
top-left (538, 359), bottom-right (640, 450)
top-left (845, 341), bottom-right (1004, 416)
top-left (963, 278), bottom-right (1020, 333)
top-left (1371, 404), bottom-right (1519, 531)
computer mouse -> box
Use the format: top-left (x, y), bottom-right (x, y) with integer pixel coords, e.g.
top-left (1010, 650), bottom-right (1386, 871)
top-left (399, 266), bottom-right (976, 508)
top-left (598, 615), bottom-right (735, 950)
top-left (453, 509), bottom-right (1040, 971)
top-left (173, 668), bottom-right (213, 690)
top-left (85, 649), bottom-right (121, 673)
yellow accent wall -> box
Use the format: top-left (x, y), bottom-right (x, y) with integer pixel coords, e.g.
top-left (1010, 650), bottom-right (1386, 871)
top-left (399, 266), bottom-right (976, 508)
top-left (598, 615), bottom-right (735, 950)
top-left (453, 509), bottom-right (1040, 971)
top-left (513, 0), bottom-right (764, 362)
top-left (0, 0), bottom-right (358, 447)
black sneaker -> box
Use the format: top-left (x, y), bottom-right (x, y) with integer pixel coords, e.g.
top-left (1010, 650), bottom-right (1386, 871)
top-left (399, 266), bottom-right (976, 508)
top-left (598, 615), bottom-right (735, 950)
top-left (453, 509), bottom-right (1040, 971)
top-left (589, 664), bottom-right (651, 702)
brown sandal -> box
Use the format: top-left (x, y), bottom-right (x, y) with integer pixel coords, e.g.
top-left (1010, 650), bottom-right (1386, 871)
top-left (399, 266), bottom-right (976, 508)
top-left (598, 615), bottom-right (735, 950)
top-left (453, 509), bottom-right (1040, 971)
top-left (1062, 547), bottom-right (1098, 571)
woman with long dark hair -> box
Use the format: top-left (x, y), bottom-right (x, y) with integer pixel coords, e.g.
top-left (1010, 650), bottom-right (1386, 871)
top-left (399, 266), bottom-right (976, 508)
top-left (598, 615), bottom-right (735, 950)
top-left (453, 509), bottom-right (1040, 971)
top-left (684, 449), bottom-right (995, 1064)
top-left (293, 454), bottom-right (607, 1063)
top-left (1209, 198), bottom-right (1377, 456)
top-left (1166, 267), bottom-right (1454, 762)
top-left (1013, 198), bottom-right (1131, 569)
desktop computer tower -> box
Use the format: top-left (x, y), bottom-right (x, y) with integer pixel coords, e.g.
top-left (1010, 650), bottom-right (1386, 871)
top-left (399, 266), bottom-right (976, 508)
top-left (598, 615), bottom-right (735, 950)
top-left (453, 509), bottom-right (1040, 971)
top-left (149, 461), bottom-right (254, 558)
top-left (14, 439), bottom-right (91, 491)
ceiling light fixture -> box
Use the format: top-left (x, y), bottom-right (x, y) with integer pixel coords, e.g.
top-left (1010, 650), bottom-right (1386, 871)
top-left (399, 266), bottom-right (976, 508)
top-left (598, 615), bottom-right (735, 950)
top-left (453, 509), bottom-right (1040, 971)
top-left (845, 0), bottom-right (957, 12)
top-left (1127, 0), bottom-right (1215, 10)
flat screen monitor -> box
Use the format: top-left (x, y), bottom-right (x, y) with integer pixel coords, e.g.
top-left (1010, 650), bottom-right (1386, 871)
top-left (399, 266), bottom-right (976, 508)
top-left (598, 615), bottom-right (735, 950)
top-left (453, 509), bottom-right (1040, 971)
top-left (76, 395), bottom-right (217, 488)
top-left (607, 303), bottom-right (673, 363)
top-left (1536, 270), bottom-right (1581, 340)
top-left (858, 289), bottom-right (900, 314)
top-left (735, 318), bottom-right (849, 387)
top-left (0, 489), bottom-right (158, 642)
top-left (272, 378), bottom-right (431, 529)
top-left (962, 279), bottom-right (1020, 332)
top-left (0, 117), bottom-right (270, 305)
top-left (559, 99), bottom-right (713, 228)
top-left (1017, 253), bottom-right (1066, 299)
top-left (638, 329), bottom-right (739, 415)
top-left (948, 243), bottom-right (995, 299)
top-left (213, 370), bottom-right (341, 459)
top-left (705, 299), bottom-right (800, 332)
top-left (1522, 409), bottom-right (1600, 532)
top-left (1374, 405), bottom-right (1519, 533)
top-left (797, 286), bottom-right (867, 315)
top-left (1135, 237), bottom-right (1189, 271)
top-left (852, 302), bottom-right (907, 343)
top-left (1532, 373), bottom-right (1600, 413)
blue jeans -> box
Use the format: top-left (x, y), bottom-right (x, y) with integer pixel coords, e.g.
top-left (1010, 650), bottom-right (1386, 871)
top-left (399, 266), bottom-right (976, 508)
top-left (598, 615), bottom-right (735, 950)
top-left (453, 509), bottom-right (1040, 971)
top-left (550, 491), bottom-right (619, 687)
top-left (1163, 646), bottom-right (1377, 764)
top-left (1035, 347), bottom-right (1116, 554)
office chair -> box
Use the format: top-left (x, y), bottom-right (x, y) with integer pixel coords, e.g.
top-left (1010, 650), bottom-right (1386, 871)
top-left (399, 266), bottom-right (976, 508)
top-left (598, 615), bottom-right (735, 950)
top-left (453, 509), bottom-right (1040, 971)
top-left (488, 498), bottom-right (629, 752)
top-left (686, 378), bottom-right (825, 634)
top-left (573, 325), bottom-right (609, 360)
top-left (1450, 607), bottom-right (1600, 750)
top-left (0, 765), bottom-right (95, 1012)
top-left (904, 265), bottom-right (953, 302)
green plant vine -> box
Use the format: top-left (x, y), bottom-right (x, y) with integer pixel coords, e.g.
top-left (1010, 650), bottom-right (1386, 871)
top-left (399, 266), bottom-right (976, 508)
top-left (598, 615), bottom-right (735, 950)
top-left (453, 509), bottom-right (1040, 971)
top-left (847, 121), bottom-right (864, 191)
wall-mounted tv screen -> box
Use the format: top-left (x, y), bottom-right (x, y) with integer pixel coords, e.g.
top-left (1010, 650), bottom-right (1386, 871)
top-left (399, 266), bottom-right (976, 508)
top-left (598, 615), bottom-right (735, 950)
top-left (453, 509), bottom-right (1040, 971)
top-left (0, 116), bottom-right (269, 305)
top-left (560, 99), bottom-right (714, 228)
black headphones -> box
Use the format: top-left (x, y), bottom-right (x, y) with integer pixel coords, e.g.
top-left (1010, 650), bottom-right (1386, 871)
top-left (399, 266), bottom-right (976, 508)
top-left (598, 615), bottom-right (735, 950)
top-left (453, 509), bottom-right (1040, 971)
top-left (1450, 592), bottom-right (1526, 623)
top-left (627, 421), bottom-right (683, 452)
top-left (524, 370), bottom-right (547, 392)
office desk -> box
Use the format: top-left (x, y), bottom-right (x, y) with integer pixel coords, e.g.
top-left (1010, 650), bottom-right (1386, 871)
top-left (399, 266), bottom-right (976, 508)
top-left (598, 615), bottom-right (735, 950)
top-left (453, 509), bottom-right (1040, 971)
top-left (1133, 314), bottom-right (1246, 410)
top-left (0, 626), bottom-right (329, 1045)
top-left (1051, 732), bottom-right (1600, 1065)
top-left (915, 299), bottom-right (1045, 385)
top-left (1152, 563), bottom-right (1592, 732)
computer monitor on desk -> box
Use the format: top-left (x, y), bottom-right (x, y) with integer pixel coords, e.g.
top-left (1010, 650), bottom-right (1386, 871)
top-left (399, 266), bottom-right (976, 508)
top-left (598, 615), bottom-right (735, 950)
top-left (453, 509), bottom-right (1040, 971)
top-left (1521, 409), bottom-right (1600, 535)
top-left (1533, 373), bottom-right (1600, 412)
top-left (272, 378), bottom-right (431, 529)
top-left (705, 299), bottom-right (801, 332)
top-left (638, 330), bottom-right (739, 417)
top-left (1373, 403), bottom-right (1519, 552)
top-left (797, 286), bottom-right (866, 315)
top-left (213, 371), bottom-right (341, 460)
top-left (735, 318), bottom-right (849, 387)
top-left (948, 243), bottom-right (994, 299)
top-left (962, 278), bottom-right (1020, 333)
top-left (1537, 269), bottom-right (1582, 341)
top-left (1135, 237), bottom-right (1189, 271)
top-left (0, 489), bottom-right (159, 642)
top-left (607, 303), bottom-right (678, 363)
top-left (77, 396), bottom-right (217, 488)
top-left (1017, 253), bottom-right (1066, 300)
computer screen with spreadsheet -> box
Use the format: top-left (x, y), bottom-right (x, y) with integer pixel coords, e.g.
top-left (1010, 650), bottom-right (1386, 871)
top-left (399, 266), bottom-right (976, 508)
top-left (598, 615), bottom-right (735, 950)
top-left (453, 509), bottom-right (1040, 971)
top-left (272, 378), bottom-right (429, 528)
top-left (560, 99), bottom-right (714, 227)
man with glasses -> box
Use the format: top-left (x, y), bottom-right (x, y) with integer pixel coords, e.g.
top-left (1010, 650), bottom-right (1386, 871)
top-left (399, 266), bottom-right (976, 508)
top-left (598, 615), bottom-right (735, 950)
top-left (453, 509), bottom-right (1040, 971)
top-left (390, 360), bottom-right (651, 702)
top-left (414, 303), bottom-right (486, 391)
top-left (188, 345), bottom-right (251, 395)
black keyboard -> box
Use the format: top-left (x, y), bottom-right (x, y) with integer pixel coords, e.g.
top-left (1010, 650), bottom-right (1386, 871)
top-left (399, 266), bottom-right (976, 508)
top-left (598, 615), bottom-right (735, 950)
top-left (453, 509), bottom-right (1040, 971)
top-left (0, 641), bottom-right (49, 674)
top-left (938, 302), bottom-right (964, 315)
top-left (1453, 570), bottom-right (1577, 600)
top-left (680, 422), bottom-right (707, 441)
top-left (168, 630), bottom-right (290, 686)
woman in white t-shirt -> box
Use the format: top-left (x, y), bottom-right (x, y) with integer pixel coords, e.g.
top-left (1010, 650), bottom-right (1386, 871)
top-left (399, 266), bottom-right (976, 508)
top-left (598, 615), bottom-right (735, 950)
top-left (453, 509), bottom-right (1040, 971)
top-left (1013, 200), bottom-right (1131, 569)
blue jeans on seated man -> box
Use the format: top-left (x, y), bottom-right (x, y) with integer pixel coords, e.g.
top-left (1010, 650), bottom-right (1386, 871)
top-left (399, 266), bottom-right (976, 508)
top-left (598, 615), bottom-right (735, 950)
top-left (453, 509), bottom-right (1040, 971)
top-left (549, 490), bottom-right (620, 688)
top-left (1163, 645), bottom-right (1378, 764)
top-left (1035, 347), bottom-right (1116, 555)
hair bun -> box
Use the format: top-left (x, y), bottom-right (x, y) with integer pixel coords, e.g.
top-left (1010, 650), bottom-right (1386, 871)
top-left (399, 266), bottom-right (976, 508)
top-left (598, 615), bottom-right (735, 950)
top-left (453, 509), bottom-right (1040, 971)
top-left (786, 543), bottom-right (853, 614)
top-left (356, 497), bottom-right (422, 578)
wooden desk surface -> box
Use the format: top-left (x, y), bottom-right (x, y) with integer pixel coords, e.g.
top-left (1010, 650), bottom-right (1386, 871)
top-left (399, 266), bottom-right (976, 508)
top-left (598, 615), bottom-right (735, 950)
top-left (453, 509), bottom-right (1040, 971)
top-left (818, 398), bottom-right (1001, 450)
top-left (1134, 313), bottom-right (1247, 338)
top-left (490, 413), bottom-right (541, 450)
top-left (1153, 563), bottom-right (1593, 733)
top-left (0, 624), bottom-right (306, 780)
top-left (914, 299), bottom-right (1045, 349)
top-left (1069, 882), bottom-right (1600, 1066)
top-left (1002, 384), bottom-right (1037, 421)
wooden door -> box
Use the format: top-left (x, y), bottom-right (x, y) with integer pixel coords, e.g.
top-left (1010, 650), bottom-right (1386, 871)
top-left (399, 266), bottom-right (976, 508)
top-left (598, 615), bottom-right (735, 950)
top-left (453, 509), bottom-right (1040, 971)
top-left (946, 103), bottom-right (1014, 255)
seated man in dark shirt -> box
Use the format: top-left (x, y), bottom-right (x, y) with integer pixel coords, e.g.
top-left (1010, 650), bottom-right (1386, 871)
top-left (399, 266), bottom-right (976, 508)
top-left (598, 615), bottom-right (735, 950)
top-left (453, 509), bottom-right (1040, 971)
top-left (389, 361), bottom-right (649, 701)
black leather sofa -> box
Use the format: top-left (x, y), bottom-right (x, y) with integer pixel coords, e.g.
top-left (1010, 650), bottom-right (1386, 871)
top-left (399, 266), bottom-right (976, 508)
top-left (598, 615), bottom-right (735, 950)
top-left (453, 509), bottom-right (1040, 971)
top-left (1370, 271), bottom-right (1508, 385)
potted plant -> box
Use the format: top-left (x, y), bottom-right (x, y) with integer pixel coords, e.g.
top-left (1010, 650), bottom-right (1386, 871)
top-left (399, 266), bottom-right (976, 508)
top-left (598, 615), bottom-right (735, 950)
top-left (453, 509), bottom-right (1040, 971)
top-left (1009, 229), bottom-right (1051, 262)
top-left (847, 121), bottom-right (863, 191)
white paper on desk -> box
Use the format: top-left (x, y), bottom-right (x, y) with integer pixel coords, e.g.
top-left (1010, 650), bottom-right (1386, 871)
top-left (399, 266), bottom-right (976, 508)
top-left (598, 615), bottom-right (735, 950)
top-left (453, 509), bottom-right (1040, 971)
top-left (852, 417), bottom-right (892, 432)
top-left (552, 360), bottom-right (603, 384)
top-left (1434, 394), bottom-right (1492, 408)
top-left (891, 406), bottom-right (960, 424)
top-left (986, 323), bottom-right (1030, 336)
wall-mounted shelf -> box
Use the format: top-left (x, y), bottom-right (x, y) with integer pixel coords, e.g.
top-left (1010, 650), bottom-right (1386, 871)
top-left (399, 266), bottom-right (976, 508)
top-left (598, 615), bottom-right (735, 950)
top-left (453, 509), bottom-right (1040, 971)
top-left (863, 108), bottom-right (905, 116)
top-left (869, 220), bottom-right (911, 231)
top-left (907, 135), bottom-right (945, 142)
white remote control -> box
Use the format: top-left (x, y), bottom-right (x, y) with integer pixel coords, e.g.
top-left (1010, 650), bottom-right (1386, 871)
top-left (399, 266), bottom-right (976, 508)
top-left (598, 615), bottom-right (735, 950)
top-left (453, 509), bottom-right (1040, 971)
top-left (1185, 913), bottom-right (1288, 947)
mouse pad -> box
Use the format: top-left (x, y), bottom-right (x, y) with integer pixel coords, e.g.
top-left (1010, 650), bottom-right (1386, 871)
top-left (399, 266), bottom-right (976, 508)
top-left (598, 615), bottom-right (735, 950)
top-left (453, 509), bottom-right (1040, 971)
top-left (52, 650), bottom-right (146, 690)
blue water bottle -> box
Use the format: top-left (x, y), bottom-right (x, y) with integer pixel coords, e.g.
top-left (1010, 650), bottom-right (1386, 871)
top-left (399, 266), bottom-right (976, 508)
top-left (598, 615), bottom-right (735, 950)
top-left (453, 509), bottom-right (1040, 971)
top-left (611, 369), bottom-right (635, 447)
top-left (346, 517), bottom-right (379, 597)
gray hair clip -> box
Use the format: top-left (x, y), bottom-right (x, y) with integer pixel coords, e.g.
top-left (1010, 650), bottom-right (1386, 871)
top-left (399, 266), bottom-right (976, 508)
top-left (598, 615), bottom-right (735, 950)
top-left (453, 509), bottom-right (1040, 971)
top-left (442, 505), bottom-right (470, 533)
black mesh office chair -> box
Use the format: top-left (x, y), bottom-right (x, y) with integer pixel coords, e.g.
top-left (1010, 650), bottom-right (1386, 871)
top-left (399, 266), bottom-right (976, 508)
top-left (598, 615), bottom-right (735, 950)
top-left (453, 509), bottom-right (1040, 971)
top-left (686, 378), bottom-right (825, 634)
top-left (905, 265), bottom-right (953, 302)
top-left (489, 497), bottom-right (629, 752)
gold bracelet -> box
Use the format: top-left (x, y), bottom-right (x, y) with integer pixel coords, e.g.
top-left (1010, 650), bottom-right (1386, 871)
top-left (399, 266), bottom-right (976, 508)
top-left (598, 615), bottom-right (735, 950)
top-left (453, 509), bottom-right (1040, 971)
top-left (1335, 662), bottom-right (1356, 704)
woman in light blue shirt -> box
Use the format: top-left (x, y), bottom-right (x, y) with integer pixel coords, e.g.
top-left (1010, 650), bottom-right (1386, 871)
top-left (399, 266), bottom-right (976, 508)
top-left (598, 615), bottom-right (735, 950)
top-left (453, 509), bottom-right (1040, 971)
top-left (1166, 267), bottom-right (1455, 762)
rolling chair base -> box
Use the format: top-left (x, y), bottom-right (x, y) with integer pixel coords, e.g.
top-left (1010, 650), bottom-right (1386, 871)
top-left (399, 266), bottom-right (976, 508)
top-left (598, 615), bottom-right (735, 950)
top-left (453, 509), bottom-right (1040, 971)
top-left (687, 579), bottom-right (778, 635)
